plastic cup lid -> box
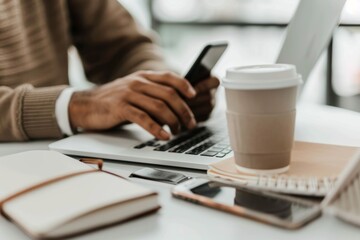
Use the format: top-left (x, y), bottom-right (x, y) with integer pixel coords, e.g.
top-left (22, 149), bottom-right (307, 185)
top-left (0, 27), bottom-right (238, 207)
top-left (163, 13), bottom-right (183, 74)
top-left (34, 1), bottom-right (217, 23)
top-left (222, 64), bottom-right (303, 90)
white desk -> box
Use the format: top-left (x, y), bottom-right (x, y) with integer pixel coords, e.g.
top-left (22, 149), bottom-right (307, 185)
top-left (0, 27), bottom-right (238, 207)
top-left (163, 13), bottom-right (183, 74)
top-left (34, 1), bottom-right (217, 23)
top-left (1, 104), bottom-right (360, 240)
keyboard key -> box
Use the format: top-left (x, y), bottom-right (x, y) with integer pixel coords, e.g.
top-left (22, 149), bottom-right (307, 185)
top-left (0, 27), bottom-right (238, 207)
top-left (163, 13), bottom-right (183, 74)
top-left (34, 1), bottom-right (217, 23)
top-left (185, 151), bottom-right (200, 155)
top-left (146, 140), bottom-right (159, 146)
top-left (216, 153), bottom-right (226, 158)
top-left (134, 143), bottom-right (147, 149)
top-left (134, 139), bottom-right (160, 149)
top-left (210, 147), bottom-right (224, 152)
top-left (201, 151), bottom-right (218, 157)
top-left (221, 149), bottom-right (232, 154)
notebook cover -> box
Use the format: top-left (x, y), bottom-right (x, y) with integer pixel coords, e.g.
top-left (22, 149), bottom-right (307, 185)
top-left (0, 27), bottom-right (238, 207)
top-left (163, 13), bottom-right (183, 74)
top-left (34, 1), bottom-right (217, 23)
top-left (0, 151), bottom-right (160, 239)
top-left (209, 141), bottom-right (358, 178)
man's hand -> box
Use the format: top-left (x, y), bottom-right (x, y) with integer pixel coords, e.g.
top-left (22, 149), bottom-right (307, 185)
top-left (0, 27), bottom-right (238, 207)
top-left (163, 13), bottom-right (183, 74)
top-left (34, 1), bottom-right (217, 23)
top-left (69, 71), bottom-right (197, 140)
top-left (186, 76), bottom-right (220, 122)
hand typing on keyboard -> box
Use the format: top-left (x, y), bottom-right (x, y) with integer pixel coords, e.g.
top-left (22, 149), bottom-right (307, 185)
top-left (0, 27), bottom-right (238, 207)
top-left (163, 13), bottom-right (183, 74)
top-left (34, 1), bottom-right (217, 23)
top-left (134, 127), bottom-right (232, 158)
top-left (69, 71), bottom-right (220, 141)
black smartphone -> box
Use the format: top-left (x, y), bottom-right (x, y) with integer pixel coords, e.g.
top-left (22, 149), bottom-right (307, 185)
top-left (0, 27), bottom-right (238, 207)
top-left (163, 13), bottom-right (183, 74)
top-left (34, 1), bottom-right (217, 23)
top-left (172, 178), bottom-right (321, 229)
top-left (184, 42), bottom-right (228, 86)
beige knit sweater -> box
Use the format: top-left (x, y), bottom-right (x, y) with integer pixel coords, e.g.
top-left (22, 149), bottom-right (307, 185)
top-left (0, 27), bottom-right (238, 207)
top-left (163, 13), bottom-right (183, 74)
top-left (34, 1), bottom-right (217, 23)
top-left (0, 0), bottom-right (167, 141)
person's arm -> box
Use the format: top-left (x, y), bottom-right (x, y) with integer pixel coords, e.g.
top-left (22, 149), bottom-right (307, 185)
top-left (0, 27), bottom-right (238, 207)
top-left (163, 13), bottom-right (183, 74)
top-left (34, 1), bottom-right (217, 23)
top-left (66, 0), bottom-right (219, 140)
top-left (0, 85), bottom-right (66, 142)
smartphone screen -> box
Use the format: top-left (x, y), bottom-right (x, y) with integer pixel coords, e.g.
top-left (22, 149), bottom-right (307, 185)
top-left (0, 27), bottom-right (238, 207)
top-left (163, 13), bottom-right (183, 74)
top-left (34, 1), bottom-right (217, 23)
top-left (185, 43), bottom-right (228, 86)
top-left (189, 182), bottom-right (318, 223)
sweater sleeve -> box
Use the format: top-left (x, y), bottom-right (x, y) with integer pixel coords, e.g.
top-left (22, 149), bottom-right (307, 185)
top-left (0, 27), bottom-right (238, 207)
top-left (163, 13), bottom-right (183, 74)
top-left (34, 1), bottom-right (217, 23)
top-left (67, 0), bottom-right (168, 84)
top-left (0, 85), bottom-right (67, 142)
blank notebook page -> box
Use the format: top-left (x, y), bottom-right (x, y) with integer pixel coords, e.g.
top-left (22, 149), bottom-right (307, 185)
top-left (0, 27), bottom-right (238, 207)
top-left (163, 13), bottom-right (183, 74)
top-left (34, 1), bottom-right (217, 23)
top-left (0, 150), bottom-right (91, 201)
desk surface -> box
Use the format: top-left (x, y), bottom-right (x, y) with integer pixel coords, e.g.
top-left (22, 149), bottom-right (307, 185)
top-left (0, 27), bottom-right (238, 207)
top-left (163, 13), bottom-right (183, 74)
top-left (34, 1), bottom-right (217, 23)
top-left (1, 104), bottom-right (360, 240)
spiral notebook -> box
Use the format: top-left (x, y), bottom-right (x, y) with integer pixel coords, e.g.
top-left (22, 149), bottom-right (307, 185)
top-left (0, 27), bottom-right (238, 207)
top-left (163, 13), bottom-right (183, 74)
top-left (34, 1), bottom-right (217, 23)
top-left (207, 141), bottom-right (359, 196)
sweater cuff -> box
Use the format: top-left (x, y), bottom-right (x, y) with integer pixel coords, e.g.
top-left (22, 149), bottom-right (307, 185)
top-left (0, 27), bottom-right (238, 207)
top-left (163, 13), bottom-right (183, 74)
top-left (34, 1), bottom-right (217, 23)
top-left (55, 87), bottom-right (76, 136)
top-left (22, 86), bottom-right (67, 139)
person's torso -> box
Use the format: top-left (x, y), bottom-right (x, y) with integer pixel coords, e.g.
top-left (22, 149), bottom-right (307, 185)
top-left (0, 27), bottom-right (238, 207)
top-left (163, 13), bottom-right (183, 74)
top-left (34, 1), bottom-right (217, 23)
top-left (0, 0), bottom-right (71, 88)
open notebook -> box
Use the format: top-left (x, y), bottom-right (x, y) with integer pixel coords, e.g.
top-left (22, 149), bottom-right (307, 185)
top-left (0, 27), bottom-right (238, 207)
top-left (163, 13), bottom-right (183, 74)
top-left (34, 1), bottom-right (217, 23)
top-left (0, 151), bottom-right (160, 240)
top-left (208, 141), bottom-right (359, 196)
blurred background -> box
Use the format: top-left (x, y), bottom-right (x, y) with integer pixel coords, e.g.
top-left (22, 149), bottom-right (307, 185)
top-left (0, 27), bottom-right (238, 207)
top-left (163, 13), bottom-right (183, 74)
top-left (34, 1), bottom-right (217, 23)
top-left (69, 0), bottom-right (360, 112)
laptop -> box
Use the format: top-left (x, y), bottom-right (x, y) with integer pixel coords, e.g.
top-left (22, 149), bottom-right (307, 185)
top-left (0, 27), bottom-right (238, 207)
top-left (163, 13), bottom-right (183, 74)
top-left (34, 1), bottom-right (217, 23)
top-left (49, 0), bottom-right (346, 170)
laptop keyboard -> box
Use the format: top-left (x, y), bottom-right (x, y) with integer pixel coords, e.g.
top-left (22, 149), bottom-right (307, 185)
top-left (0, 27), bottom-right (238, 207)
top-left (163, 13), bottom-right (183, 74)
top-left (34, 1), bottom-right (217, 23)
top-left (134, 127), bottom-right (232, 158)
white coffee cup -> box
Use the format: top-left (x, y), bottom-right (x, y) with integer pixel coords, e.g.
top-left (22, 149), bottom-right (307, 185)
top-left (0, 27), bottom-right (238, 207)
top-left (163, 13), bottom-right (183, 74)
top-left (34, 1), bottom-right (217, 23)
top-left (222, 64), bottom-right (302, 174)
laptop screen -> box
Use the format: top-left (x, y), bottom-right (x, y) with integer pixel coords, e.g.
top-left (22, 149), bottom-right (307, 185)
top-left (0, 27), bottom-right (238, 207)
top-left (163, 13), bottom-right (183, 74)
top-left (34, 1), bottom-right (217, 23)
top-left (276, 0), bottom-right (346, 82)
